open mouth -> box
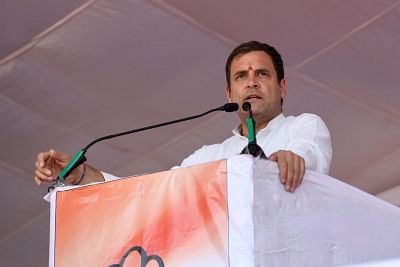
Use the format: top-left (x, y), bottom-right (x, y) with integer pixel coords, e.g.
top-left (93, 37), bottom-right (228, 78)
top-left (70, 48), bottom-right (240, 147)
top-left (245, 95), bottom-right (261, 101)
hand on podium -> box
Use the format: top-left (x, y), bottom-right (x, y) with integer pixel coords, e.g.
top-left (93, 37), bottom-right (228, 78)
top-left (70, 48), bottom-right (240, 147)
top-left (268, 150), bottom-right (305, 193)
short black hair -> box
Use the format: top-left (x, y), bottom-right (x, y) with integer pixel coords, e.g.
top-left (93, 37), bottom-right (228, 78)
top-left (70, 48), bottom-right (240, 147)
top-left (225, 41), bottom-right (285, 88)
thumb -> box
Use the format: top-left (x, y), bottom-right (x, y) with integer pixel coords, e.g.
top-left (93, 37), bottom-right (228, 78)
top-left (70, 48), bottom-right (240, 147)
top-left (49, 149), bottom-right (71, 166)
top-left (268, 152), bottom-right (277, 161)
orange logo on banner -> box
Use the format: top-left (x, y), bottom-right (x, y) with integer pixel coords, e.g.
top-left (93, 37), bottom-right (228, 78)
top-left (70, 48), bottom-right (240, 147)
top-left (108, 246), bottom-right (164, 266)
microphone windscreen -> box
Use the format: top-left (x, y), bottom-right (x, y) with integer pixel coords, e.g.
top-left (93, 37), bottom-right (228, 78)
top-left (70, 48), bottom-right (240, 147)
top-left (224, 103), bottom-right (239, 112)
top-left (242, 102), bottom-right (251, 112)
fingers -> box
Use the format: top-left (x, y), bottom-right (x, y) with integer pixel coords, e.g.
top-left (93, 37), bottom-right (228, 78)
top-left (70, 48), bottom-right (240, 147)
top-left (34, 149), bottom-right (74, 186)
top-left (34, 149), bottom-right (57, 185)
top-left (34, 169), bottom-right (54, 185)
top-left (287, 155), bottom-right (304, 192)
top-left (294, 157), bottom-right (305, 190)
top-left (51, 149), bottom-right (71, 168)
top-left (34, 176), bottom-right (42, 186)
top-left (268, 150), bottom-right (305, 193)
top-left (37, 150), bottom-right (51, 168)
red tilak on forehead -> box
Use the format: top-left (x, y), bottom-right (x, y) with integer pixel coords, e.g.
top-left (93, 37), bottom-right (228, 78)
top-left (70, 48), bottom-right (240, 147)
top-left (248, 65), bottom-right (253, 70)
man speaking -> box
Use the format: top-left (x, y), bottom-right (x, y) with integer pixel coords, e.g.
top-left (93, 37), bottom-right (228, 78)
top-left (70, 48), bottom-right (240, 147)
top-left (34, 40), bottom-right (332, 193)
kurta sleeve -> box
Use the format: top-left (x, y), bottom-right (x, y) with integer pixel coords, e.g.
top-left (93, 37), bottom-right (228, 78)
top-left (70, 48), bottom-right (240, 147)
top-left (285, 113), bottom-right (332, 174)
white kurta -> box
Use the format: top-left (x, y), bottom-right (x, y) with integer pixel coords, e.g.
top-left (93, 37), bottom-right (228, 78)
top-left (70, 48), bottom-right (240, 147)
top-left (180, 113), bottom-right (332, 174)
top-left (103, 113), bottom-right (332, 181)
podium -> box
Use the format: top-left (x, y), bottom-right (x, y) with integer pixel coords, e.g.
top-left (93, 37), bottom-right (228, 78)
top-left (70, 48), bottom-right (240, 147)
top-left (48, 155), bottom-right (400, 267)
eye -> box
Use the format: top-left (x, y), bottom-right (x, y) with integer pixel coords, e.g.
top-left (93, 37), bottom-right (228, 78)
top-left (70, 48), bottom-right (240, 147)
top-left (257, 71), bottom-right (269, 77)
top-left (235, 72), bottom-right (247, 81)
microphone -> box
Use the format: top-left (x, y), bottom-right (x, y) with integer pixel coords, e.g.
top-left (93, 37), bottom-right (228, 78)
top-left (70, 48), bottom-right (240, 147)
top-left (241, 102), bottom-right (265, 158)
top-left (49, 103), bottom-right (239, 191)
top-left (242, 102), bottom-right (256, 144)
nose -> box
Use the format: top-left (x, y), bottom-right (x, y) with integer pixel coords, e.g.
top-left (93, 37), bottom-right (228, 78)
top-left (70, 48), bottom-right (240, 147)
top-left (246, 71), bottom-right (259, 88)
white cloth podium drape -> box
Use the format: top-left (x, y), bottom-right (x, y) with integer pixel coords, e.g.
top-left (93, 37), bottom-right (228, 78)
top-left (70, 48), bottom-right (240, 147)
top-left (228, 155), bottom-right (400, 266)
top-left (48, 155), bottom-right (400, 266)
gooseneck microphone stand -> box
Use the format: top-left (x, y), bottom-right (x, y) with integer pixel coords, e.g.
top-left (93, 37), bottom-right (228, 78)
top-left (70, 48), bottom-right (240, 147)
top-left (48, 103), bottom-right (239, 191)
top-left (241, 102), bottom-right (266, 158)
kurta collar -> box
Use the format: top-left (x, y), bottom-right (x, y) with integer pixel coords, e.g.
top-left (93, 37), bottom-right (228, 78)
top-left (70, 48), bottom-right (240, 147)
top-left (232, 113), bottom-right (285, 137)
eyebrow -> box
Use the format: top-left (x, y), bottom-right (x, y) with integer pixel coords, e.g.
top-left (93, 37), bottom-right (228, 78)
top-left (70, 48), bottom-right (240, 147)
top-left (233, 70), bottom-right (248, 77)
top-left (254, 68), bottom-right (272, 74)
top-left (233, 68), bottom-right (272, 77)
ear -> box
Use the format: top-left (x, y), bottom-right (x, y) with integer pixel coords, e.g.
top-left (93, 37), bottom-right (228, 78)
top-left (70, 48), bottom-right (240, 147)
top-left (225, 86), bottom-right (232, 102)
top-left (279, 79), bottom-right (287, 98)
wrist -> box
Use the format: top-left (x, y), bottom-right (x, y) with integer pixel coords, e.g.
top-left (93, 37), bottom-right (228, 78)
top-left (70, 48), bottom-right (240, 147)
top-left (72, 164), bottom-right (86, 185)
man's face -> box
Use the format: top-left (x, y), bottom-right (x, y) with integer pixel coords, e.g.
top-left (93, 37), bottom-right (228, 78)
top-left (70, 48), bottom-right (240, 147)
top-left (226, 51), bottom-right (286, 123)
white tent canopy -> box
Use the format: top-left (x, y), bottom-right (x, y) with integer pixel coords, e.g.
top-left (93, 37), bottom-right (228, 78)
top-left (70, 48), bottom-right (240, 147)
top-left (1, 1), bottom-right (399, 265)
